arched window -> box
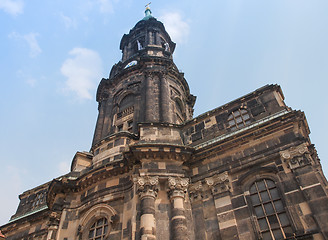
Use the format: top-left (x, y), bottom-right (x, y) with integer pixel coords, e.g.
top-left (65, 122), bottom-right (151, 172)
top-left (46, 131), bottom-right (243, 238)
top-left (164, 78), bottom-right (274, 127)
top-left (249, 179), bottom-right (293, 240)
top-left (175, 98), bottom-right (184, 123)
top-left (88, 217), bottom-right (109, 240)
top-left (228, 109), bottom-right (250, 130)
top-left (119, 94), bottom-right (134, 111)
top-left (115, 94), bottom-right (134, 132)
top-left (78, 204), bottom-right (117, 240)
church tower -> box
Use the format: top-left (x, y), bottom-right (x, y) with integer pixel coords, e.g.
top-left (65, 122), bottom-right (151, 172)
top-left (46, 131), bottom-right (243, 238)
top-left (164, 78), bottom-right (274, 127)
top-left (92, 7), bottom-right (195, 147)
top-left (1, 7), bottom-right (328, 240)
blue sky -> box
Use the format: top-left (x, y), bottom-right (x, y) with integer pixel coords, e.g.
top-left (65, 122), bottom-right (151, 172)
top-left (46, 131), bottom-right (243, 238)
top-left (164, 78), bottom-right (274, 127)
top-left (1, 0), bottom-right (327, 225)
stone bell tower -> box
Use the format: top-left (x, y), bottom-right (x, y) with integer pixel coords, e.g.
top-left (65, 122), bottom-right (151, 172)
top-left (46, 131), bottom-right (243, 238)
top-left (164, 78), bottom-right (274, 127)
top-left (92, 6), bottom-right (196, 147)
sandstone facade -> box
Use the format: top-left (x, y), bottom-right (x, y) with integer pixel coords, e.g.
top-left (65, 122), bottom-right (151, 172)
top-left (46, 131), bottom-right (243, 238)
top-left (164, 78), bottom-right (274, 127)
top-left (1, 8), bottom-right (328, 240)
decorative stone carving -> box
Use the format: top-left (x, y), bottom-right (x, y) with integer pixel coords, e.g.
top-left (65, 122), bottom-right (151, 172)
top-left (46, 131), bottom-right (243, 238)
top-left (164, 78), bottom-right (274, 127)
top-left (188, 181), bottom-right (203, 202)
top-left (280, 143), bottom-right (310, 169)
top-left (48, 211), bottom-right (61, 226)
top-left (136, 176), bottom-right (159, 199)
top-left (167, 177), bottom-right (189, 199)
top-left (205, 172), bottom-right (230, 194)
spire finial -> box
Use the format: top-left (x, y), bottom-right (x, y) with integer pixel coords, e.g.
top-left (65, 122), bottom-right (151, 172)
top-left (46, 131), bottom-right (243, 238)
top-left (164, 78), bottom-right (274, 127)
top-left (143, 2), bottom-right (153, 19)
top-left (145, 2), bottom-right (151, 10)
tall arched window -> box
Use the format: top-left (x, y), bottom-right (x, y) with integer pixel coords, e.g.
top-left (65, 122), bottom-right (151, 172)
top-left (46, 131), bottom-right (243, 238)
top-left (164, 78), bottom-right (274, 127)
top-left (249, 179), bottom-right (293, 239)
top-left (228, 109), bottom-right (251, 130)
top-left (175, 98), bottom-right (184, 124)
top-left (88, 217), bottom-right (109, 240)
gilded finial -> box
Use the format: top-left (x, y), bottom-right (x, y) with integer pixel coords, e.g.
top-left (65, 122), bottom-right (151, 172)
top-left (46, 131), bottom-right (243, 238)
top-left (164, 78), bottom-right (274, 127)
top-left (145, 2), bottom-right (151, 10)
top-left (143, 2), bottom-right (153, 19)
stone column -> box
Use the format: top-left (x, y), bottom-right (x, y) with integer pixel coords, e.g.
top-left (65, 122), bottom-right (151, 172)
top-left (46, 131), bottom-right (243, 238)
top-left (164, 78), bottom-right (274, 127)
top-left (137, 176), bottom-right (159, 240)
top-left (167, 177), bottom-right (189, 240)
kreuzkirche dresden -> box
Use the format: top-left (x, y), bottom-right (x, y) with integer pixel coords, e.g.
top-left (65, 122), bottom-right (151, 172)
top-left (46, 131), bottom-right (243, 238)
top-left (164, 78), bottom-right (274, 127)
top-left (1, 6), bottom-right (328, 240)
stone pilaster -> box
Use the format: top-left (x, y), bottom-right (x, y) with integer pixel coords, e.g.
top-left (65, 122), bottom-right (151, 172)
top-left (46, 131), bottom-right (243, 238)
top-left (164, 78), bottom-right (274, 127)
top-left (137, 176), bottom-right (159, 240)
top-left (205, 172), bottom-right (237, 237)
top-left (47, 211), bottom-right (60, 240)
top-left (167, 177), bottom-right (189, 240)
top-left (188, 181), bottom-right (203, 203)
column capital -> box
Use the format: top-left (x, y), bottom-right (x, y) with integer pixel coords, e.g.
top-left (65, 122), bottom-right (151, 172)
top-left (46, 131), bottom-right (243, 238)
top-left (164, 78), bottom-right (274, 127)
top-left (205, 171), bottom-right (230, 195)
top-left (136, 175), bottom-right (159, 199)
top-left (167, 177), bottom-right (189, 199)
top-left (280, 143), bottom-right (310, 169)
top-left (188, 181), bottom-right (203, 203)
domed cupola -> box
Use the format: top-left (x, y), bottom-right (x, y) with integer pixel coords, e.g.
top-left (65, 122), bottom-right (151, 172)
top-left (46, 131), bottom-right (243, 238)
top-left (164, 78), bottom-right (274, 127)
top-left (119, 7), bottom-right (176, 62)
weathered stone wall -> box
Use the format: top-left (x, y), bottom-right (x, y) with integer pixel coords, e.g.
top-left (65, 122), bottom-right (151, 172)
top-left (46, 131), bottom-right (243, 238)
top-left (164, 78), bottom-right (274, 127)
top-left (182, 85), bottom-right (286, 146)
top-left (93, 57), bottom-right (194, 148)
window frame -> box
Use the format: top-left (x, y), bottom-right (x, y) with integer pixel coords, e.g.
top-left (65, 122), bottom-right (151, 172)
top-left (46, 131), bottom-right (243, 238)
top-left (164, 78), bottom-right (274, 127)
top-left (247, 178), bottom-right (294, 240)
top-left (227, 108), bottom-right (251, 130)
top-left (114, 93), bottom-right (135, 132)
top-left (77, 204), bottom-right (117, 240)
top-left (88, 217), bottom-right (109, 240)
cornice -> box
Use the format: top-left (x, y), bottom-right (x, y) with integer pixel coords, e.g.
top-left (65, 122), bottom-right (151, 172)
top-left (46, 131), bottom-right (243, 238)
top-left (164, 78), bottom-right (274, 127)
top-left (47, 159), bottom-right (133, 210)
top-left (1, 208), bottom-right (49, 233)
top-left (91, 131), bottom-right (139, 152)
top-left (124, 143), bottom-right (194, 163)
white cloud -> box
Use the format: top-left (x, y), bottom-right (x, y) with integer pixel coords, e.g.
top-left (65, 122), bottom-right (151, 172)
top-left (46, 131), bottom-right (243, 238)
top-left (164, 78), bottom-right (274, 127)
top-left (59, 12), bottom-right (77, 29)
top-left (97, 0), bottom-right (113, 13)
top-left (0, 0), bottom-right (23, 16)
top-left (23, 33), bottom-right (42, 57)
top-left (159, 12), bottom-right (190, 44)
top-left (9, 32), bottom-right (42, 58)
top-left (61, 48), bottom-right (103, 100)
top-left (26, 78), bottom-right (36, 87)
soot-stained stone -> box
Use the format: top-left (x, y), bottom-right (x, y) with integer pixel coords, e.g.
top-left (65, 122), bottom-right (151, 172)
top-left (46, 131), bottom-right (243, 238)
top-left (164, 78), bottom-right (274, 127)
top-left (195, 122), bottom-right (205, 132)
top-left (191, 132), bottom-right (202, 142)
top-left (247, 99), bottom-right (258, 108)
top-left (250, 104), bottom-right (265, 116)
top-left (231, 196), bottom-right (246, 209)
top-left (279, 132), bottom-right (296, 145)
top-left (114, 138), bottom-right (124, 146)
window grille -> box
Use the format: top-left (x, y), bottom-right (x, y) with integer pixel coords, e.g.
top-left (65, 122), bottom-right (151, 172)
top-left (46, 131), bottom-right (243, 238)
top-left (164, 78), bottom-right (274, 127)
top-left (228, 109), bottom-right (251, 130)
top-left (88, 218), bottom-right (109, 240)
top-left (250, 179), bottom-right (293, 240)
